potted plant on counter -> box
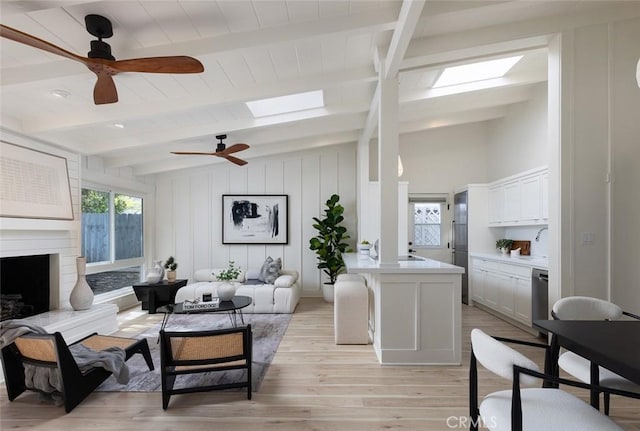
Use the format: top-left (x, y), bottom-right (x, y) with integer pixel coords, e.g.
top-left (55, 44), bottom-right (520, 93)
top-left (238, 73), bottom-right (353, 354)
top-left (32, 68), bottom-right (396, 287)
top-left (164, 256), bottom-right (178, 281)
top-left (358, 240), bottom-right (372, 255)
top-left (496, 239), bottom-right (513, 256)
top-left (309, 194), bottom-right (351, 303)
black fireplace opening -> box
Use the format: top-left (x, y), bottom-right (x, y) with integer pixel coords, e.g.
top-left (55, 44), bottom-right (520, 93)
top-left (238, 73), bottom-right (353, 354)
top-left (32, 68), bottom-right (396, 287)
top-left (1, 255), bottom-right (50, 321)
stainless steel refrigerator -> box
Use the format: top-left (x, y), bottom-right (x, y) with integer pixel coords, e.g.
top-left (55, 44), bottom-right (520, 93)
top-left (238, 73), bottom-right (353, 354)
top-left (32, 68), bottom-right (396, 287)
top-left (453, 191), bottom-right (469, 304)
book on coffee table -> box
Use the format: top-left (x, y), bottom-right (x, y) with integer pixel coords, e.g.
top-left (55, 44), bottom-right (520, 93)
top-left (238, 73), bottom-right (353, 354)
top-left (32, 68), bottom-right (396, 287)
top-left (182, 297), bottom-right (220, 311)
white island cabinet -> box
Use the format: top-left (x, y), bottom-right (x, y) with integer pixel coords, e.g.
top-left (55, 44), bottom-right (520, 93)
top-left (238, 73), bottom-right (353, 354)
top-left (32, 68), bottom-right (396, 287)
top-left (343, 253), bottom-right (464, 365)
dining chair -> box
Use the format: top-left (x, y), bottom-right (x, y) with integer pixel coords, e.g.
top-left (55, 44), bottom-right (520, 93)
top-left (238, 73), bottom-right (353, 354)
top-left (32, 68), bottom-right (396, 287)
top-left (159, 325), bottom-right (252, 409)
top-left (1, 332), bottom-right (154, 413)
top-left (552, 296), bottom-right (640, 414)
top-left (469, 328), bottom-right (625, 431)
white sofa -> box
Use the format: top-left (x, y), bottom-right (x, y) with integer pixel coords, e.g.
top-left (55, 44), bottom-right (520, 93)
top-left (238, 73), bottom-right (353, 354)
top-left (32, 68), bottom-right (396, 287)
top-left (174, 268), bottom-right (300, 313)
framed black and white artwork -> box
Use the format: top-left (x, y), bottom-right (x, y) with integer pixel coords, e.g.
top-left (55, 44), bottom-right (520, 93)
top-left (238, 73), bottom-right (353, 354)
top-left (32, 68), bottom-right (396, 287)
top-left (222, 194), bottom-right (288, 244)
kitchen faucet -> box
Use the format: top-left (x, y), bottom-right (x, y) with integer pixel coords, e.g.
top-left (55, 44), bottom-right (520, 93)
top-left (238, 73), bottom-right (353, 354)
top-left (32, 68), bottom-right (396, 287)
top-left (535, 226), bottom-right (548, 242)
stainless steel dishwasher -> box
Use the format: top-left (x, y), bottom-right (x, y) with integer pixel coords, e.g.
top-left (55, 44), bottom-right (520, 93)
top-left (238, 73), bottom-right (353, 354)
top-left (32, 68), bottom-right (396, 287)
top-left (532, 268), bottom-right (549, 337)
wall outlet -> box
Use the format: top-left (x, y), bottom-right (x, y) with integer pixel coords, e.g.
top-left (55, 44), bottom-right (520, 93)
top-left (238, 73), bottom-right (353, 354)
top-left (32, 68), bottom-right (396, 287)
top-left (581, 232), bottom-right (594, 245)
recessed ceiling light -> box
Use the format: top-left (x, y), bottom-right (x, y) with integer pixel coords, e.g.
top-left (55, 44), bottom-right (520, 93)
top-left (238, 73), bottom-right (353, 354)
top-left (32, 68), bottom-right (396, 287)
top-left (246, 90), bottom-right (324, 118)
top-left (50, 89), bottom-right (70, 99)
top-left (433, 55), bottom-right (523, 88)
top-left (113, 123), bottom-right (125, 129)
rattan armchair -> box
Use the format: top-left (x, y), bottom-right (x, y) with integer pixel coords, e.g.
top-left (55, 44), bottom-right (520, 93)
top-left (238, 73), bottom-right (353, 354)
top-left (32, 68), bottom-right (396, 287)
top-left (1, 332), bottom-right (154, 413)
top-left (159, 325), bottom-right (252, 409)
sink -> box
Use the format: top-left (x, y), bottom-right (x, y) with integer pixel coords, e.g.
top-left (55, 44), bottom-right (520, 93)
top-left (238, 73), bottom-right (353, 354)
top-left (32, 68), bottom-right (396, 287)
top-left (397, 255), bottom-right (425, 261)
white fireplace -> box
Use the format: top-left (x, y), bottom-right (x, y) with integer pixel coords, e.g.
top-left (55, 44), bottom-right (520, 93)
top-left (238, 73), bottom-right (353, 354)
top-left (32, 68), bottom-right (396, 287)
top-left (0, 132), bottom-right (118, 357)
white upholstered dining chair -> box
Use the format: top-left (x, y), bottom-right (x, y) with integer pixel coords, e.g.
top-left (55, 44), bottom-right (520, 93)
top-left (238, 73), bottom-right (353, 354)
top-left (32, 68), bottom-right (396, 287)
top-left (551, 296), bottom-right (640, 414)
top-left (469, 328), bottom-right (624, 431)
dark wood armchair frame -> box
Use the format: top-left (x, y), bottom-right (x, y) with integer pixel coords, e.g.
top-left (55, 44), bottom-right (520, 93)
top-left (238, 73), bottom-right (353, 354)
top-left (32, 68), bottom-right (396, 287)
top-left (159, 324), bottom-right (252, 409)
top-left (1, 332), bottom-right (154, 413)
top-left (469, 335), bottom-right (639, 431)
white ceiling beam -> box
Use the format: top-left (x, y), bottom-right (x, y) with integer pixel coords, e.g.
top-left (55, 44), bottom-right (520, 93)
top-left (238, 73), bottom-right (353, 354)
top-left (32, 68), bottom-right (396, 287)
top-left (384, 0), bottom-right (425, 79)
top-left (77, 108), bottom-right (369, 154)
top-left (400, 72), bottom-right (545, 105)
top-left (103, 117), bottom-right (366, 168)
top-left (20, 66), bottom-right (377, 134)
top-left (399, 85), bottom-right (534, 122)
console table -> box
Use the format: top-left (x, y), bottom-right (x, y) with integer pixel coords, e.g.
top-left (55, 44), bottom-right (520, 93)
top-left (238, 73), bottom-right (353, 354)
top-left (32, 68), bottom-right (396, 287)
top-left (133, 279), bottom-right (188, 314)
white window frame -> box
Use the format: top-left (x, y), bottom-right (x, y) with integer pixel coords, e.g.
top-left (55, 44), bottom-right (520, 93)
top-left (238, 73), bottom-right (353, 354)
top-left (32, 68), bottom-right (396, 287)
top-left (81, 184), bottom-right (145, 276)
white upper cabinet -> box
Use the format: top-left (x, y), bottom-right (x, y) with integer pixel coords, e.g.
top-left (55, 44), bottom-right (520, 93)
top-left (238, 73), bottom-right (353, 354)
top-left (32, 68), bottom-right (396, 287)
top-left (488, 167), bottom-right (548, 227)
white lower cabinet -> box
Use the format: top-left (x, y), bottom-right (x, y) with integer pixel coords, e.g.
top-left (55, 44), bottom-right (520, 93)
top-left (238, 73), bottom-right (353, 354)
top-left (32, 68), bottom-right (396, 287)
top-left (470, 257), bottom-right (532, 326)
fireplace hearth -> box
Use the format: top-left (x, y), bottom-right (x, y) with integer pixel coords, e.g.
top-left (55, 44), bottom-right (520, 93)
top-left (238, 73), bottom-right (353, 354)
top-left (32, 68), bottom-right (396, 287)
top-left (0, 255), bottom-right (50, 321)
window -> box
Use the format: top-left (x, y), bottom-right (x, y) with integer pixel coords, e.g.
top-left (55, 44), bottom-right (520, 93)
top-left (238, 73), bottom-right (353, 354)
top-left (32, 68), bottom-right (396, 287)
top-left (81, 188), bottom-right (144, 295)
top-left (409, 195), bottom-right (447, 248)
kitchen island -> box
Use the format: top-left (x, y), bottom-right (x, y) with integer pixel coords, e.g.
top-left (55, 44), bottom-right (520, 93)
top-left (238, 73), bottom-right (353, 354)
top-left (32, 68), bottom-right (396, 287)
top-left (343, 253), bottom-right (464, 365)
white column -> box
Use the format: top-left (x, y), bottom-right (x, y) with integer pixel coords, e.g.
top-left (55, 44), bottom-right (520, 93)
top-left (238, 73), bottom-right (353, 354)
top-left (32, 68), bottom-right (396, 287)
top-left (378, 72), bottom-right (399, 265)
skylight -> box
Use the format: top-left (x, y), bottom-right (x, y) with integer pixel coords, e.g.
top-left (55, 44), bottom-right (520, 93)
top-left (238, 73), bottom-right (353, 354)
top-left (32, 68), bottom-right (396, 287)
top-left (433, 56), bottom-right (523, 88)
top-left (246, 90), bottom-right (324, 118)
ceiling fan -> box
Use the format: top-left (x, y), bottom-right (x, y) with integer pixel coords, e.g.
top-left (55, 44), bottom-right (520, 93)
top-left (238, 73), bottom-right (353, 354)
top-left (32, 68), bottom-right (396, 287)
top-left (171, 134), bottom-right (250, 166)
top-left (0, 14), bottom-right (204, 105)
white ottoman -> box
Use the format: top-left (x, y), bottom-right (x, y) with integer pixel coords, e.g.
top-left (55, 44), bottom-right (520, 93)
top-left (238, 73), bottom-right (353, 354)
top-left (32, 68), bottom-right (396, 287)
top-left (336, 274), bottom-right (366, 283)
top-left (334, 279), bottom-right (369, 345)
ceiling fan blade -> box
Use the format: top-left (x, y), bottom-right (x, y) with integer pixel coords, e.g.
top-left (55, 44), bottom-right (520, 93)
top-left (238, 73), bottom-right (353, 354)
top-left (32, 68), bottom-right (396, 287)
top-left (223, 155), bottom-right (248, 166)
top-left (0, 24), bottom-right (87, 64)
top-left (110, 56), bottom-right (204, 74)
top-left (171, 151), bottom-right (216, 156)
top-left (222, 143), bottom-right (250, 155)
top-left (93, 70), bottom-right (118, 105)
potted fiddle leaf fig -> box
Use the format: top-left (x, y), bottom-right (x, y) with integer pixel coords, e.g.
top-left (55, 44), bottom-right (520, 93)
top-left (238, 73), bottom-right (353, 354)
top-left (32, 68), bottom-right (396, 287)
top-left (309, 194), bottom-right (351, 302)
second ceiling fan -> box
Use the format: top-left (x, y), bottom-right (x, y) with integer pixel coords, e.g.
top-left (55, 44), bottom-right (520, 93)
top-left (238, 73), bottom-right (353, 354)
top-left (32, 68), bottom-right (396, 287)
top-left (171, 135), bottom-right (249, 166)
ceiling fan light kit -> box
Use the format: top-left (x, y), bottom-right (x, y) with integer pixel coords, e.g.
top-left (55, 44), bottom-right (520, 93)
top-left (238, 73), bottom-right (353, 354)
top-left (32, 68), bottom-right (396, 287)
top-left (0, 14), bottom-right (204, 105)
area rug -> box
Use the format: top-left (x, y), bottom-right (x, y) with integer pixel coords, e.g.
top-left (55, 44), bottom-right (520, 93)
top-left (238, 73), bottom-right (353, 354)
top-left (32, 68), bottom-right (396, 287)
top-left (96, 312), bottom-right (291, 392)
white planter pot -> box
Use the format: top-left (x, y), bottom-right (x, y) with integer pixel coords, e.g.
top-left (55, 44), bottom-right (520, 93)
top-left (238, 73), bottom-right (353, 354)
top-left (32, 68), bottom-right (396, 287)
top-left (216, 282), bottom-right (236, 301)
top-left (322, 283), bottom-right (335, 303)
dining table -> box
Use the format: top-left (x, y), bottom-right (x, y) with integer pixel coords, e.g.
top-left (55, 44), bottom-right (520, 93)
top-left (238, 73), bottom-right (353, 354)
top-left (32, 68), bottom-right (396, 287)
top-left (533, 319), bottom-right (640, 410)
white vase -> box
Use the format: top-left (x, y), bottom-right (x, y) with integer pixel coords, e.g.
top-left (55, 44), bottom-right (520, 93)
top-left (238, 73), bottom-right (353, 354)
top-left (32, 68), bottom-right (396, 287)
top-left (70, 257), bottom-right (94, 311)
top-left (146, 260), bottom-right (164, 283)
top-left (216, 282), bottom-right (236, 301)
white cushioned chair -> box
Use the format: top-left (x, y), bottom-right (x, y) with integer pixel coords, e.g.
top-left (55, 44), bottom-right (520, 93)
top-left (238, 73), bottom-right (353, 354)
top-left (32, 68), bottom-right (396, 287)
top-left (470, 328), bottom-right (625, 431)
top-left (174, 267), bottom-right (300, 313)
top-left (552, 296), bottom-right (640, 414)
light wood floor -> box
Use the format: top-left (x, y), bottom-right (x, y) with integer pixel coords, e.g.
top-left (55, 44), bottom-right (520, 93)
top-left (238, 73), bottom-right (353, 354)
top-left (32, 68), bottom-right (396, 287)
top-left (2, 298), bottom-right (638, 430)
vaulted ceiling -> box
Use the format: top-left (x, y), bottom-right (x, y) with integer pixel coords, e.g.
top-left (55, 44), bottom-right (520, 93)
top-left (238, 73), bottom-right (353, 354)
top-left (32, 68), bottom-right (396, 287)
top-left (0, 1), bottom-right (632, 176)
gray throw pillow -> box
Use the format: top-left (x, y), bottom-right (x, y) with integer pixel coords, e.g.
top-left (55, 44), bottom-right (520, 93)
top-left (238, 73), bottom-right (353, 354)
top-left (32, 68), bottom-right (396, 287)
top-left (258, 256), bottom-right (274, 282)
top-left (264, 257), bottom-right (282, 284)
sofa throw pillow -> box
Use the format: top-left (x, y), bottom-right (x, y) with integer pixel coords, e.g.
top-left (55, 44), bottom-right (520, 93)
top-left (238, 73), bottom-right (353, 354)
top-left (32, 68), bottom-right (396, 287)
top-left (258, 256), bottom-right (273, 282)
top-left (264, 257), bottom-right (282, 284)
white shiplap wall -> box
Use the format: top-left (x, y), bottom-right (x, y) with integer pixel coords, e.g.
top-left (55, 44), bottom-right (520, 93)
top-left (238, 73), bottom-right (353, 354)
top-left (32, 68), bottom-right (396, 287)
top-left (154, 143), bottom-right (357, 296)
top-left (0, 129), bottom-right (81, 309)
